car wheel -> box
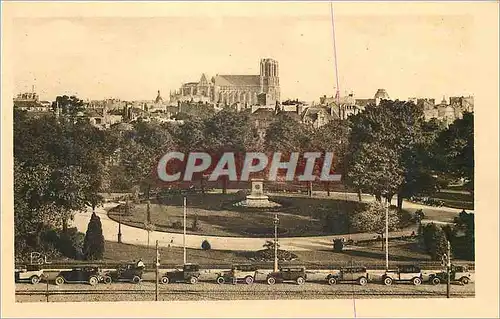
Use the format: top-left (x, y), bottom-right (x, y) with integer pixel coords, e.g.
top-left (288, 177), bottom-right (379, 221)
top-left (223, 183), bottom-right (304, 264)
top-left (431, 277), bottom-right (441, 285)
top-left (88, 276), bottom-right (98, 286)
top-left (104, 276), bottom-right (112, 284)
top-left (460, 277), bottom-right (470, 285)
top-left (328, 277), bottom-right (337, 285)
top-left (30, 275), bottom-right (40, 285)
top-left (245, 276), bottom-right (254, 285)
top-left (267, 277), bottom-right (276, 285)
top-left (161, 276), bottom-right (169, 284)
top-left (383, 277), bottom-right (393, 286)
top-left (216, 276), bottom-right (225, 285)
top-left (296, 277), bottom-right (305, 285)
top-left (189, 276), bottom-right (198, 284)
top-left (412, 277), bottom-right (422, 286)
top-left (55, 276), bottom-right (65, 286)
top-left (132, 276), bottom-right (141, 284)
top-left (358, 277), bottom-right (368, 286)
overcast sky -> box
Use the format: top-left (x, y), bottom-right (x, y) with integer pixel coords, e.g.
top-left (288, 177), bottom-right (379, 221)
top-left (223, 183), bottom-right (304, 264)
top-left (12, 2), bottom-right (476, 103)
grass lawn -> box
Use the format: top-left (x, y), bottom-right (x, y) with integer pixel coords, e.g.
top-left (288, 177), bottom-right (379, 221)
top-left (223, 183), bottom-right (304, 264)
top-left (107, 193), bottom-right (367, 237)
top-left (102, 237), bottom-right (434, 268)
top-left (432, 191), bottom-right (474, 210)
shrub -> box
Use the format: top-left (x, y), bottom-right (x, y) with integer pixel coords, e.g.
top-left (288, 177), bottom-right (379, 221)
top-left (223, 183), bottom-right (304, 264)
top-left (83, 213), bottom-right (105, 260)
top-left (191, 215), bottom-right (201, 231)
top-left (172, 221), bottom-right (183, 229)
top-left (201, 239), bottom-right (211, 250)
top-left (422, 223), bottom-right (448, 261)
top-left (414, 209), bottom-right (425, 222)
top-left (333, 239), bottom-right (344, 252)
top-left (253, 249), bottom-right (298, 262)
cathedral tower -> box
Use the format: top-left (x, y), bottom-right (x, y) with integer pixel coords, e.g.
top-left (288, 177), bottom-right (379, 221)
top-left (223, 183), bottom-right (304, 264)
top-left (259, 58), bottom-right (280, 105)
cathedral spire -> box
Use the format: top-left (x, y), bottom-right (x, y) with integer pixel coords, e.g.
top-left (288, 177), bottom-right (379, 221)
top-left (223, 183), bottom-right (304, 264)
top-left (155, 90), bottom-right (163, 104)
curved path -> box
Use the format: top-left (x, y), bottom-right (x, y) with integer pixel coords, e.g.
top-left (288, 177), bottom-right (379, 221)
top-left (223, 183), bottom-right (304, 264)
top-left (71, 193), bottom-right (472, 252)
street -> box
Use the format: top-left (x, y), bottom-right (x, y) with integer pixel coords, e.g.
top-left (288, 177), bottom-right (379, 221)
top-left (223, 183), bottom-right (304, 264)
top-left (16, 281), bottom-right (474, 302)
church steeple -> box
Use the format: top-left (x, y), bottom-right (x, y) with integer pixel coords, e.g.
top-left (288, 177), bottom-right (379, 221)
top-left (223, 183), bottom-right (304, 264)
top-left (155, 90), bottom-right (163, 104)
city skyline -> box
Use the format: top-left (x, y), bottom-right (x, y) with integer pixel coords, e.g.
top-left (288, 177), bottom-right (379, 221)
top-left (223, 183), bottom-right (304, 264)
top-left (12, 3), bottom-right (476, 103)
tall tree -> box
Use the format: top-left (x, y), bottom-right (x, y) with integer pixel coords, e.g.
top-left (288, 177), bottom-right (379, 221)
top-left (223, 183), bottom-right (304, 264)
top-left (52, 95), bottom-right (85, 116)
top-left (436, 112), bottom-right (474, 193)
top-left (83, 213), bottom-right (105, 260)
top-left (265, 112), bottom-right (312, 152)
top-left (346, 100), bottom-right (439, 208)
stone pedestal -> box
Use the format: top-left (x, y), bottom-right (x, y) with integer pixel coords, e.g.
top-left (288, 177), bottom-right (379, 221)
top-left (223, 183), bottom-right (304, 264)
top-left (233, 179), bottom-right (281, 208)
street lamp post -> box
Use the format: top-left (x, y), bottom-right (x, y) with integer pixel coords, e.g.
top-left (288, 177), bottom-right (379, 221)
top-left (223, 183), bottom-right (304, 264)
top-left (273, 213), bottom-right (279, 272)
top-left (118, 201), bottom-right (124, 244)
top-left (385, 199), bottom-right (389, 270)
top-left (183, 196), bottom-right (187, 265)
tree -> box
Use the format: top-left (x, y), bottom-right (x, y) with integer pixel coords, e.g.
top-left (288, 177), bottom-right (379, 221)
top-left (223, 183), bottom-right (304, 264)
top-left (450, 210), bottom-right (474, 260)
top-left (436, 112), bottom-right (474, 193)
top-left (347, 142), bottom-right (404, 202)
top-left (83, 213), bottom-right (105, 260)
top-left (346, 100), bottom-right (440, 208)
top-left (204, 110), bottom-right (257, 193)
top-left (349, 201), bottom-right (400, 249)
top-left (52, 95), bottom-right (85, 116)
top-left (14, 110), bottom-right (112, 260)
top-left (422, 223), bottom-right (448, 261)
top-left (265, 112), bottom-right (312, 152)
top-left (119, 122), bottom-right (175, 222)
top-left (311, 119), bottom-right (350, 195)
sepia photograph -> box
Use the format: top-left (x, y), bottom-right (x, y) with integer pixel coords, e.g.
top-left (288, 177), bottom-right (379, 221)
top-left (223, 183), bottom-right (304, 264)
top-left (1, 1), bottom-right (499, 318)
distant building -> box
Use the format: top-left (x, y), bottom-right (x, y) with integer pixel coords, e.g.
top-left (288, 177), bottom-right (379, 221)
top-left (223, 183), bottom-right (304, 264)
top-left (13, 90), bottom-right (52, 112)
top-left (319, 89), bottom-right (473, 126)
top-left (302, 106), bottom-right (334, 128)
top-left (169, 58), bottom-right (281, 109)
top-left (319, 88), bottom-right (390, 120)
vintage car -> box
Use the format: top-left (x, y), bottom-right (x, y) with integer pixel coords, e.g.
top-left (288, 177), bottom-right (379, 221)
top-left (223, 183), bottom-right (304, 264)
top-left (266, 267), bottom-right (307, 285)
top-left (104, 263), bottom-right (144, 284)
top-left (160, 263), bottom-right (201, 284)
top-left (216, 264), bottom-right (258, 285)
top-left (382, 265), bottom-right (423, 286)
top-left (327, 266), bottom-right (369, 286)
top-left (15, 264), bottom-right (44, 284)
top-left (429, 265), bottom-right (472, 285)
top-left (54, 266), bottom-right (101, 286)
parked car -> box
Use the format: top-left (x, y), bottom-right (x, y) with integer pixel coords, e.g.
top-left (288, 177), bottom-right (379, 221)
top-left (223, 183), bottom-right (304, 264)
top-left (15, 264), bottom-right (44, 284)
top-left (160, 263), bottom-right (201, 284)
top-left (382, 265), bottom-right (423, 286)
top-left (327, 266), bottom-right (368, 286)
top-left (429, 265), bottom-right (472, 285)
top-left (54, 267), bottom-right (101, 286)
top-left (216, 264), bottom-right (258, 285)
top-left (266, 267), bottom-right (307, 285)
top-left (104, 263), bottom-right (144, 284)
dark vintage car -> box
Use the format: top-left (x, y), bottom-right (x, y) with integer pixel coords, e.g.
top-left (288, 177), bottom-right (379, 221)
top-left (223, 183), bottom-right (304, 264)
top-left (429, 265), bottom-right (472, 285)
top-left (327, 266), bottom-right (369, 286)
top-left (266, 267), bottom-right (307, 285)
top-left (382, 265), bottom-right (423, 286)
top-left (216, 264), bottom-right (258, 285)
top-left (104, 264), bottom-right (144, 284)
top-left (54, 267), bottom-right (101, 286)
top-left (15, 264), bottom-right (45, 284)
top-left (160, 263), bottom-right (201, 284)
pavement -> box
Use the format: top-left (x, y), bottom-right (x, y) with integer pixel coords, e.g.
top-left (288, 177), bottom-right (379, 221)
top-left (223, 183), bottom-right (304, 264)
top-left (71, 192), bottom-right (472, 252)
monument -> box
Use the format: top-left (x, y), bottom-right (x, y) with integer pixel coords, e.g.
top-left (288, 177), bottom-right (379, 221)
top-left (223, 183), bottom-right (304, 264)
top-left (234, 179), bottom-right (281, 208)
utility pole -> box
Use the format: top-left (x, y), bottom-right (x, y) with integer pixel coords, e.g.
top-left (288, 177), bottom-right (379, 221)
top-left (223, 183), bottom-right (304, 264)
top-left (183, 196), bottom-right (187, 265)
top-left (446, 240), bottom-right (451, 298)
top-left (273, 214), bottom-right (279, 272)
top-left (385, 198), bottom-right (389, 270)
top-left (155, 240), bottom-right (159, 301)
